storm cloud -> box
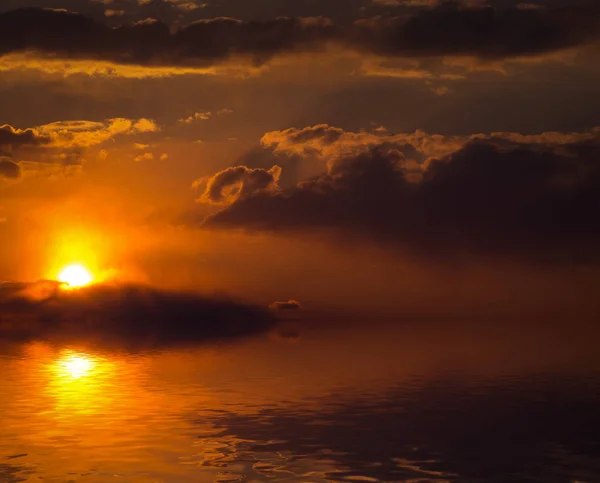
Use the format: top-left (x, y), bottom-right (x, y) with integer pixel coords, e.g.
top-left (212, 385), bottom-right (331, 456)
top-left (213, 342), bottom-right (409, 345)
top-left (202, 128), bottom-right (600, 263)
top-left (0, 2), bottom-right (599, 69)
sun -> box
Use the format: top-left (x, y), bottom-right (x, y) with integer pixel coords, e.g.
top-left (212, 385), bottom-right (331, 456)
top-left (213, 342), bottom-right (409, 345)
top-left (57, 263), bottom-right (94, 288)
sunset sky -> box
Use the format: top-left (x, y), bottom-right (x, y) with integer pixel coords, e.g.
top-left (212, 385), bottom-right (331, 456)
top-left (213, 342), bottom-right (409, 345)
top-left (1, 0), bottom-right (600, 319)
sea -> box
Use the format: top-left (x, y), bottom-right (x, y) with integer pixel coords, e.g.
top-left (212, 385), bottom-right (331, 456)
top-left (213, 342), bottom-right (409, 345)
top-left (1, 317), bottom-right (599, 482)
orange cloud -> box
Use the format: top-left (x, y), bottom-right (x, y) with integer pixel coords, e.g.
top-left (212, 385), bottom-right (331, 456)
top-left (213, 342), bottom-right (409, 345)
top-left (36, 118), bottom-right (158, 148)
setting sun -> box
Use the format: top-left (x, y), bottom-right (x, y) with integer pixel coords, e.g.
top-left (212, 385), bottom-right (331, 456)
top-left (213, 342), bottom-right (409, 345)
top-left (58, 263), bottom-right (94, 288)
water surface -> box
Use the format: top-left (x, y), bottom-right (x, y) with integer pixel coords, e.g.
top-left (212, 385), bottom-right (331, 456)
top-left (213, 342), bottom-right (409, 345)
top-left (1, 319), bottom-right (599, 482)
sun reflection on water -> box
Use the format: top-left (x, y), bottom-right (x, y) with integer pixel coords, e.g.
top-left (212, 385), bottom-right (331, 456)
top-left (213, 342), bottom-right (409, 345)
top-left (57, 354), bottom-right (94, 379)
top-left (45, 349), bottom-right (122, 418)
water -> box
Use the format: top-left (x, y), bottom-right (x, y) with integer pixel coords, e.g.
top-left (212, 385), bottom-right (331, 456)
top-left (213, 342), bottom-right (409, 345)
top-left (1, 320), bottom-right (599, 482)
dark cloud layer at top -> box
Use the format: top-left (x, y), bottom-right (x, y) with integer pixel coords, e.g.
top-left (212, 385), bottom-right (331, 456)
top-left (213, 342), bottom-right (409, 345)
top-left (352, 2), bottom-right (600, 59)
top-left (0, 2), bottom-right (599, 68)
top-left (0, 8), bottom-right (335, 67)
top-left (0, 282), bottom-right (276, 350)
top-left (202, 130), bottom-right (600, 263)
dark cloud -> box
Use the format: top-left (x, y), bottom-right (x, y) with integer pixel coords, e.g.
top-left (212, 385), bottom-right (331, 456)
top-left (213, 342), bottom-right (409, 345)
top-left (0, 156), bottom-right (21, 179)
top-left (0, 8), bottom-right (335, 67)
top-left (196, 165), bottom-right (282, 204)
top-left (0, 0), bottom-right (408, 25)
top-left (0, 124), bottom-right (47, 148)
top-left (202, 132), bottom-right (600, 263)
top-left (0, 281), bottom-right (276, 350)
top-left (0, 2), bottom-right (599, 68)
top-left (351, 1), bottom-right (600, 60)
top-left (269, 300), bottom-right (302, 311)
top-left (233, 147), bottom-right (302, 189)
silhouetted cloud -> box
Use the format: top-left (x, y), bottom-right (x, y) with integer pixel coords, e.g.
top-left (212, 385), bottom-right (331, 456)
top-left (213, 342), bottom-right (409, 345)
top-left (0, 281), bottom-right (276, 349)
top-left (233, 146), bottom-right (303, 189)
top-left (0, 2), bottom-right (599, 70)
top-left (202, 128), bottom-right (600, 262)
top-left (195, 165), bottom-right (282, 204)
top-left (0, 124), bottom-right (48, 148)
top-left (0, 9), bottom-right (335, 68)
top-left (350, 2), bottom-right (600, 60)
top-left (269, 300), bottom-right (302, 311)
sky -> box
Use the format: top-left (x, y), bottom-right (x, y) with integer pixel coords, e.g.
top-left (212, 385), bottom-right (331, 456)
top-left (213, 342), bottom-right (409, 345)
top-left (1, 0), bottom-right (600, 325)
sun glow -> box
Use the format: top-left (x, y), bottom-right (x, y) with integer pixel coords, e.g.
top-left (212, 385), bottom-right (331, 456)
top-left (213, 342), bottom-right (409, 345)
top-left (58, 263), bottom-right (94, 288)
top-left (58, 354), bottom-right (94, 379)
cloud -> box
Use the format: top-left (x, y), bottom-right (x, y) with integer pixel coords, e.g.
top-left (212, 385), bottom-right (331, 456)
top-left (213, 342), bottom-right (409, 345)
top-left (0, 52), bottom-right (259, 78)
top-left (261, 124), bottom-right (463, 161)
top-left (105, 9), bottom-right (125, 17)
top-left (0, 124), bottom-right (48, 149)
top-left (0, 281), bottom-right (276, 349)
top-left (350, 2), bottom-right (600, 60)
top-left (264, 124), bottom-right (345, 153)
top-left (36, 118), bottom-right (158, 148)
top-left (133, 118), bottom-right (159, 133)
top-left (134, 152), bottom-right (154, 162)
top-left (202, 127), bottom-right (600, 262)
top-left (0, 156), bottom-right (21, 180)
top-left (179, 112), bottom-right (212, 123)
top-left (2, 118), bottom-right (158, 151)
top-left (269, 300), bottom-right (302, 311)
top-left (262, 124), bottom-right (600, 160)
top-left (195, 165), bottom-right (282, 204)
top-left (232, 146), bottom-right (303, 188)
top-left (0, 118), bottom-right (159, 174)
top-left (0, 8), bottom-right (335, 68)
top-left (0, 2), bottom-right (598, 73)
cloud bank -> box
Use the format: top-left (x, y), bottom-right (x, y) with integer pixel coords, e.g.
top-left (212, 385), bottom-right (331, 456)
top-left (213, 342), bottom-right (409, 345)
top-left (200, 125), bottom-right (600, 263)
top-left (0, 281), bottom-right (276, 349)
top-left (0, 2), bottom-right (599, 71)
